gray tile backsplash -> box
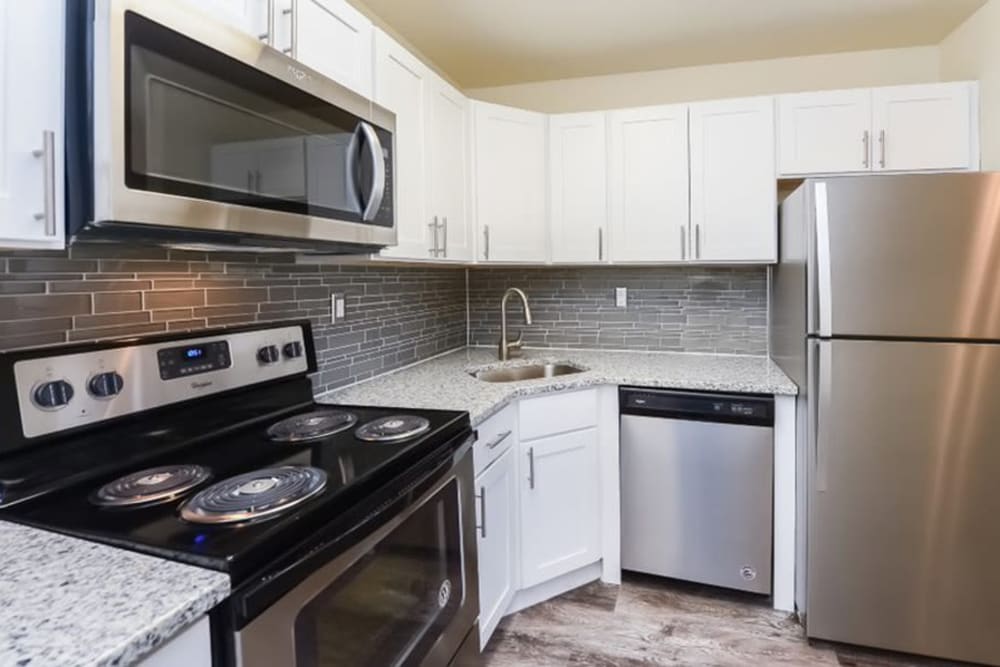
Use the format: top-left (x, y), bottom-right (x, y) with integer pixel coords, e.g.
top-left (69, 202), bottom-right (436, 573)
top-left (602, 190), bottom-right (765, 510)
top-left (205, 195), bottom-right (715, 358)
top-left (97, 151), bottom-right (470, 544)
top-left (468, 266), bottom-right (767, 355)
top-left (0, 248), bottom-right (768, 395)
top-left (0, 246), bottom-right (467, 394)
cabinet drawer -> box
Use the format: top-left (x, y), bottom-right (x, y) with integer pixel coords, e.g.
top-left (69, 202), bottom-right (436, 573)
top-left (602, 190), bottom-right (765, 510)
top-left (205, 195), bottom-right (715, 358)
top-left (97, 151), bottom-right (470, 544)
top-left (474, 403), bottom-right (517, 476)
top-left (519, 389), bottom-right (598, 441)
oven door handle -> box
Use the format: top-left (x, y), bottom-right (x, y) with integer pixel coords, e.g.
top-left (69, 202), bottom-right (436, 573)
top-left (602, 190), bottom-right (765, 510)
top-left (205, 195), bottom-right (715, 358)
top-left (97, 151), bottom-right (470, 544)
top-left (357, 121), bottom-right (386, 222)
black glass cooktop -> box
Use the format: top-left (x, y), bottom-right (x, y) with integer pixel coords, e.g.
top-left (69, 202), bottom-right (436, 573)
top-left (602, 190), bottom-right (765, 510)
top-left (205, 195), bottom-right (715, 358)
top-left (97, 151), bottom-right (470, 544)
top-left (0, 392), bottom-right (469, 581)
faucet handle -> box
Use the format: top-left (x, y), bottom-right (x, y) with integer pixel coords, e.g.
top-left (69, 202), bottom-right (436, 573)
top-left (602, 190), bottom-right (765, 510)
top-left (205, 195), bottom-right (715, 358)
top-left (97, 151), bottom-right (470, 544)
top-left (509, 330), bottom-right (524, 354)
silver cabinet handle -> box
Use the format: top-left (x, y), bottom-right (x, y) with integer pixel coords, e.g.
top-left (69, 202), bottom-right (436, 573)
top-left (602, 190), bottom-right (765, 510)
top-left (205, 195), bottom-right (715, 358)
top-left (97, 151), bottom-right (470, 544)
top-left (878, 129), bottom-right (886, 168)
top-left (862, 130), bottom-right (870, 168)
top-left (597, 228), bottom-right (604, 261)
top-left (259, 0), bottom-right (275, 43)
top-left (680, 225), bottom-right (686, 261)
top-left (429, 216), bottom-right (439, 256)
top-left (476, 487), bottom-right (487, 538)
top-left (442, 217), bottom-right (448, 258)
top-left (358, 122), bottom-right (386, 221)
top-left (31, 130), bottom-right (57, 237)
top-left (281, 0), bottom-right (297, 56)
top-left (695, 224), bottom-right (702, 259)
top-left (483, 225), bottom-right (490, 260)
top-left (485, 430), bottom-right (512, 450)
top-left (527, 447), bottom-right (535, 489)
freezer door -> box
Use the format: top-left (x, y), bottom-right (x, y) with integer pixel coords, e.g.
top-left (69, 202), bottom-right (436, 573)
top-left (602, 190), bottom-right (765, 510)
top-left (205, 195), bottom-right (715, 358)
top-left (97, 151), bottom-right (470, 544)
top-left (807, 339), bottom-right (1000, 665)
top-left (813, 173), bottom-right (1000, 339)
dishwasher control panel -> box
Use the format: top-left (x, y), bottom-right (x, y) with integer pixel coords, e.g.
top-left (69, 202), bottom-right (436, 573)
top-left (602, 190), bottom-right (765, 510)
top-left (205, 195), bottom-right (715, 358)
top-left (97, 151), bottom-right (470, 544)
top-left (620, 387), bottom-right (773, 426)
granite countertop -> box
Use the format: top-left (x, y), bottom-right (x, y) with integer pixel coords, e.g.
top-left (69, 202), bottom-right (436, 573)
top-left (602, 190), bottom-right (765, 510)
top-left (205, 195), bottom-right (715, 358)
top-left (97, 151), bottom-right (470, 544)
top-left (0, 521), bottom-right (230, 667)
top-left (322, 347), bottom-right (797, 426)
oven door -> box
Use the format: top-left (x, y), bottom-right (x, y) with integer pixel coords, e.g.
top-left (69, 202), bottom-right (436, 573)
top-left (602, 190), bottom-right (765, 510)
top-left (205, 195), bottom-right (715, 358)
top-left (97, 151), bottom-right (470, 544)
top-left (89, 0), bottom-right (395, 248)
top-left (235, 444), bottom-right (479, 667)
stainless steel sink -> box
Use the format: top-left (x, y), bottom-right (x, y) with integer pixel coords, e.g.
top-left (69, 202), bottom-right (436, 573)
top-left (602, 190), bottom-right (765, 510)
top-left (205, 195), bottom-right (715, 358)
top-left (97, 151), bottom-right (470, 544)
top-left (470, 363), bottom-right (585, 383)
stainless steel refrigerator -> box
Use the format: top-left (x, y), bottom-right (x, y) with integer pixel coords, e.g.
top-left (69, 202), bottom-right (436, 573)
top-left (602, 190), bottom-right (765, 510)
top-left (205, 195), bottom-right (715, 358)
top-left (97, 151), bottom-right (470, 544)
top-left (771, 173), bottom-right (1000, 666)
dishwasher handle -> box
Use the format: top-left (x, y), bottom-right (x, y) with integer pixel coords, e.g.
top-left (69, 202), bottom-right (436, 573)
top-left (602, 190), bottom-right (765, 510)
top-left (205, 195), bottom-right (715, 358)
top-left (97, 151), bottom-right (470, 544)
top-left (619, 387), bottom-right (774, 427)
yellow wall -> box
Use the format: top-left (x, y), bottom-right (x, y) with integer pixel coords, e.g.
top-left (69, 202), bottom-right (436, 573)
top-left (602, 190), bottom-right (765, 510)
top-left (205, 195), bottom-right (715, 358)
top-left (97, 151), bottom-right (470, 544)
top-left (940, 0), bottom-right (1000, 170)
top-left (465, 47), bottom-right (941, 112)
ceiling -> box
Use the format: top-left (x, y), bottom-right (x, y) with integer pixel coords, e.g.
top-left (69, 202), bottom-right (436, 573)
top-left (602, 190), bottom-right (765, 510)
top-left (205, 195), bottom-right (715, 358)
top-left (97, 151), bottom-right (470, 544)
top-left (358, 0), bottom-right (986, 88)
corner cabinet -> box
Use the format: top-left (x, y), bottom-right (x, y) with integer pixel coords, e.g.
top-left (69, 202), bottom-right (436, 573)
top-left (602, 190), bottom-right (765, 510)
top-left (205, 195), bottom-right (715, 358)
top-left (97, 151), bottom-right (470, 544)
top-left (472, 102), bottom-right (548, 263)
top-left (518, 390), bottom-right (601, 589)
top-left (548, 113), bottom-right (608, 263)
top-left (607, 105), bottom-right (689, 263)
top-left (689, 96), bottom-right (776, 263)
top-left (0, 0), bottom-right (65, 250)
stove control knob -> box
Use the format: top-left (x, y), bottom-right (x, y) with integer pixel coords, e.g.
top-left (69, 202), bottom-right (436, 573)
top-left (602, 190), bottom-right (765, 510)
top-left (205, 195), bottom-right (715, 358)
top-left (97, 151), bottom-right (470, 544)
top-left (283, 341), bottom-right (303, 359)
top-left (33, 380), bottom-right (74, 410)
top-left (257, 345), bottom-right (280, 365)
top-left (88, 371), bottom-right (124, 399)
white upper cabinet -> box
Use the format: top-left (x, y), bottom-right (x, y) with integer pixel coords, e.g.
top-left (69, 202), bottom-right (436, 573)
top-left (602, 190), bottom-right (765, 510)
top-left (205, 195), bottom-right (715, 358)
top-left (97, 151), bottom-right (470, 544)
top-left (548, 113), bottom-right (608, 263)
top-left (777, 82), bottom-right (979, 176)
top-left (294, 0), bottom-right (373, 98)
top-left (427, 78), bottom-right (473, 261)
top-left (608, 105), bottom-right (689, 263)
top-left (475, 447), bottom-right (517, 649)
top-left (873, 82), bottom-right (978, 172)
top-left (778, 89), bottom-right (873, 175)
top-left (373, 30), bottom-right (432, 259)
top-left (689, 96), bottom-right (776, 263)
top-left (473, 102), bottom-right (548, 263)
top-left (0, 0), bottom-right (65, 250)
top-left (198, 0), bottom-right (270, 40)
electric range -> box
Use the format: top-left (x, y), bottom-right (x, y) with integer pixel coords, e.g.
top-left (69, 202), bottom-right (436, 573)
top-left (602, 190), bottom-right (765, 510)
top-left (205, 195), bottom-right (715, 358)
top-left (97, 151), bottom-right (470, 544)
top-left (0, 320), bottom-right (481, 666)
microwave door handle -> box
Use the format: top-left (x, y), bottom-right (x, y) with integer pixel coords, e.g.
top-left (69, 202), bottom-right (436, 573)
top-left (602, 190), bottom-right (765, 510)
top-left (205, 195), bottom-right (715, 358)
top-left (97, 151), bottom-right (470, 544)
top-left (358, 122), bottom-right (386, 222)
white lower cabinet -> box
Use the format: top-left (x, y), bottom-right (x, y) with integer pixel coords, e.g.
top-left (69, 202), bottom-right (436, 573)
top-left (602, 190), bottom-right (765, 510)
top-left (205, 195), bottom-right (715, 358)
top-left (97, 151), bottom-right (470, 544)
top-left (518, 426), bottom-right (601, 589)
top-left (475, 446), bottom-right (517, 649)
top-left (137, 616), bottom-right (211, 667)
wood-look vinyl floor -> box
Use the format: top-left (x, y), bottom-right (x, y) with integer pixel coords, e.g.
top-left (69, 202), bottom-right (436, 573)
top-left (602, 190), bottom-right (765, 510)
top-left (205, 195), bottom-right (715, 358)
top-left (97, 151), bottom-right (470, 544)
top-left (481, 573), bottom-right (971, 666)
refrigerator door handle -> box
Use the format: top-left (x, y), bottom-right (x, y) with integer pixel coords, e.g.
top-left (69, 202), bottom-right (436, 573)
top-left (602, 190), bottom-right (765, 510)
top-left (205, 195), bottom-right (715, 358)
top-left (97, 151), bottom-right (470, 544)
top-left (814, 182), bottom-right (833, 337)
top-left (815, 342), bottom-right (832, 493)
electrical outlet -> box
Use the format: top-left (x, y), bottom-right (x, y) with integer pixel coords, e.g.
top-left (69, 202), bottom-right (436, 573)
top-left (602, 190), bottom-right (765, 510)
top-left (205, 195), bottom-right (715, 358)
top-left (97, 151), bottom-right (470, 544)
top-left (615, 287), bottom-right (627, 308)
top-left (335, 297), bottom-right (345, 318)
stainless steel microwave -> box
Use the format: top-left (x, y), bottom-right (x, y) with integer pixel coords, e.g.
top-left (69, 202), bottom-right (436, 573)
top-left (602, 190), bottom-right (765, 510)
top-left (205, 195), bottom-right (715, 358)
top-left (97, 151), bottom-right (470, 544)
top-left (66, 0), bottom-right (396, 253)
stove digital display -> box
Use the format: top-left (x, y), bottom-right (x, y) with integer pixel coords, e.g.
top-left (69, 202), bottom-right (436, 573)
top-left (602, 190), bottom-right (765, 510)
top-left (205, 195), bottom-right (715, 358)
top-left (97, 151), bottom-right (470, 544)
top-left (157, 341), bottom-right (232, 380)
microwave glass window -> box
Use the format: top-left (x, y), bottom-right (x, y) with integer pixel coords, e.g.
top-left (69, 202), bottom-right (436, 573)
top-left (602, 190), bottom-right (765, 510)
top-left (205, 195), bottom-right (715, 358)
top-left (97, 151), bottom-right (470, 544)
top-left (293, 479), bottom-right (464, 666)
top-left (124, 11), bottom-right (391, 226)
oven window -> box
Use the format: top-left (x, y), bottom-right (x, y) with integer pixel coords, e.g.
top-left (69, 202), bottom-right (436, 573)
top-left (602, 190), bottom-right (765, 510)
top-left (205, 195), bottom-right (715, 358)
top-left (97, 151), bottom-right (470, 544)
top-left (123, 11), bottom-right (391, 226)
top-left (294, 479), bottom-right (464, 666)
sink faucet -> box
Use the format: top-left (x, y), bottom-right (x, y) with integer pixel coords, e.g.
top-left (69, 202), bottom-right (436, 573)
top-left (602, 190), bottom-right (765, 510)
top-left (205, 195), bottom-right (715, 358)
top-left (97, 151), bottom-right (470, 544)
top-left (498, 288), bottom-right (533, 361)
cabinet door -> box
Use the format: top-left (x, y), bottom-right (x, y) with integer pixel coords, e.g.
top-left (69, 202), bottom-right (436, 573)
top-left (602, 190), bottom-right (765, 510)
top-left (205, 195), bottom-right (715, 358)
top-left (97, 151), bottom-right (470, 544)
top-left (873, 82), bottom-right (977, 172)
top-left (549, 113), bottom-right (608, 263)
top-left (520, 428), bottom-right (601, 588)
top-left (373, 30), bottom-right (432, 259)
top-left (475, 448), bottom-right (517, 649)
top-left (197, 0), bottom-right (268, 39)
top-left (607, 105), bottom-right (689, 262)
top-left (294, 0), bottom-right (373, 98)
top-left (689, 96), bottom-right (776, 263)
top-left (0, 0), bottom-right (65, 249)
top-left (473, 102), bottom-right (547, 262)
top-left (427, 78), bottom-right (472, 261)
top-left (777, 89), bottom-right (873, 175)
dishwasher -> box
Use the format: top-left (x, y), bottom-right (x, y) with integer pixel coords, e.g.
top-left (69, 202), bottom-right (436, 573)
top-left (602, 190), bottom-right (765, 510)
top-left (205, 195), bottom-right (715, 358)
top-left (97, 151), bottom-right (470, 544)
top-left (619, 387), bottom-right (774, 594)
